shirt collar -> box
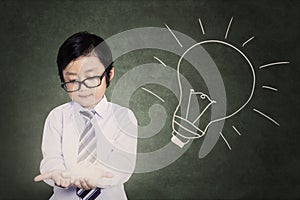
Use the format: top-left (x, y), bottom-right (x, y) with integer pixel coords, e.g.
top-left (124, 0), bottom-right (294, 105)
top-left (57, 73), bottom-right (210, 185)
top-left (72, 95), bottom-right (109, 119)
top-left (93, 95), bottom-right (109, 118)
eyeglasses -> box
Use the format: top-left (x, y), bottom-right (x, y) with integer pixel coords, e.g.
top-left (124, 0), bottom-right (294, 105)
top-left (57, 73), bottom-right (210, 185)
top-left (61, 70), bottom-right (107, 92)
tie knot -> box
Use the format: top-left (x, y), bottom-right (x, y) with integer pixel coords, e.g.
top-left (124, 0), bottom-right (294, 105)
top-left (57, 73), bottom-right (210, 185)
top-left (80, 110), bottom-right (95, 120)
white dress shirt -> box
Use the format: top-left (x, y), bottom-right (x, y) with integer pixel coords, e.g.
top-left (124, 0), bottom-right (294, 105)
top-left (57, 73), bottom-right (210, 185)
top-left (39, 96), bottom-right (138, 200)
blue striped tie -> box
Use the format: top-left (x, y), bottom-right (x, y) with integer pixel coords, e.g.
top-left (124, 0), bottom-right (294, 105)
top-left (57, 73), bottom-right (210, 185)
top-left (76, 110), bottom-right (101, 200)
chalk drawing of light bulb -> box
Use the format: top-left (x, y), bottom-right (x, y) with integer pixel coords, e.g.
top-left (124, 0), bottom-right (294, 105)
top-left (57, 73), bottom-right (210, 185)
top-left (170, 17), bottom-right (287, 157)
top-left (171, 39), bottom-right (256, 149)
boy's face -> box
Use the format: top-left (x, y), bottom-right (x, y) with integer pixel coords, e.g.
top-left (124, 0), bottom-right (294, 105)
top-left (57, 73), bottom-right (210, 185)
top-left (62, 56), bottom-right (113, 109)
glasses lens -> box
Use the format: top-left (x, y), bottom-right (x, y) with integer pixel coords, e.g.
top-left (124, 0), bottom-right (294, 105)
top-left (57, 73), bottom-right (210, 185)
top-left (63, 81), bottom-right (80, 92)
top-left (84, 77), bottom-right (101, 88)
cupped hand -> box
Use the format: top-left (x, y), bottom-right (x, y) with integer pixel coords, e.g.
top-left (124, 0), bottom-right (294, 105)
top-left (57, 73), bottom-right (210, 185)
top-left (61, 161), bottom-right (114, 189)
top-left (34, 169), bottom-right (71, 188)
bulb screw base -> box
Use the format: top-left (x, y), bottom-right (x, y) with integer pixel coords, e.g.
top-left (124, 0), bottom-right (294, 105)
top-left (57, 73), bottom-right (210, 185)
top-left (171, 135), bottom-right (189, 148)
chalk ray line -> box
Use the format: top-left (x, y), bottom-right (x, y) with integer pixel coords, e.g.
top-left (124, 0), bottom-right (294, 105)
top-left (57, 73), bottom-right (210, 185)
top-left (262, 85), bottom-right (278, 92)
top-left (253, 108), bottom-right (280, 126)
top-left (141, 87), bottom-right (165, 103)
top-left (242, 36), bottom-right (255, 47)
top-left (259, 61), bottom-right (289, 69)
top-left (225, 17), bottom-right (233, 39)
top-left (164, 23), bottom-right (183, 47)
top-left (198, 18), bottom-right (205, 35)
top-left (232, 125), bottom-right (241, 136)
top-left (153, 56), bottom-right (167, 67)
top-left (219, 132), bottom-right (232, 150)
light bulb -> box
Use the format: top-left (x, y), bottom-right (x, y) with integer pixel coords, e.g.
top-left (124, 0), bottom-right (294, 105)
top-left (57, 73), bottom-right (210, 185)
top-left (171, 40), bottom-right (255, 150)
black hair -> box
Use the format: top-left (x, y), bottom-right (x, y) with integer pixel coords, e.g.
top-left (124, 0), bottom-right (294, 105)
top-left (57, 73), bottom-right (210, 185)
top-left (56, 31), bottom-right (114, 87)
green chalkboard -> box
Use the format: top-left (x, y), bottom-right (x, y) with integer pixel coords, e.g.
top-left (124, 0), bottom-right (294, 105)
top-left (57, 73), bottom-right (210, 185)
top-left (0, 0), bottom-right (299, 199)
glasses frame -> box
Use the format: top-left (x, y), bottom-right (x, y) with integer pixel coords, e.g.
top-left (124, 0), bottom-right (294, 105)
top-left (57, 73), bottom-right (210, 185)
top-left (61, 68), bottom-right (108, 92)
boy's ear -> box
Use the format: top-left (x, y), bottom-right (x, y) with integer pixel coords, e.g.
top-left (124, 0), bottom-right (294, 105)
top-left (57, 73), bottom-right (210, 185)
top-left (109, 67), bottom-right (114, 80)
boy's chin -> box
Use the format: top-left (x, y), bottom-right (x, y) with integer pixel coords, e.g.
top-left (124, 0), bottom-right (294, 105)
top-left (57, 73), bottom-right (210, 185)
top-left (74, 99), bottom-right (98, 109)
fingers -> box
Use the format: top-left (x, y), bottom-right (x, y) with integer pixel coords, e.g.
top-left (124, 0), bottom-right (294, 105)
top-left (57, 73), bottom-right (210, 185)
top-left (60, 178), bottom-right (71, 188)
top-left (84, 178), bottom-right (97, 189)
top-left (73, 179), bottom-right (83, 189)
top-left (34, 174), bottom-right (44, 182)
top-left (80, 178), bottom-right (91, 190)
top-left (53, 175), bottom-right (61, 186)
top-left (34, 170), bottom-right (71, 188)
top-left (34, 172), bottom-right (53, 182)
top-left (71, 177), bottom-right (94, 189)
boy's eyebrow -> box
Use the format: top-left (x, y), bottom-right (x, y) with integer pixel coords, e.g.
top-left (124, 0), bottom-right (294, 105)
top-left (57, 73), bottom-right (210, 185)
top-left (84, 67), bottom-right (104, 74)
top-left (65, 71), bottom-right (77, 76)
top-left (84, 68), bottom-right (96, 73)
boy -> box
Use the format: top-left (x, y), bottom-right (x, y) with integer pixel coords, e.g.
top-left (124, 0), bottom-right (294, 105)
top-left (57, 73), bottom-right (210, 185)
top-left (34, 31), bottom-right (137, 200)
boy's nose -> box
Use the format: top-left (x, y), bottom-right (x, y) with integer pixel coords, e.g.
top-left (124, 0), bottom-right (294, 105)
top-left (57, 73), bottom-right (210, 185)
top-left (79, 82), bottom-right (89, 91)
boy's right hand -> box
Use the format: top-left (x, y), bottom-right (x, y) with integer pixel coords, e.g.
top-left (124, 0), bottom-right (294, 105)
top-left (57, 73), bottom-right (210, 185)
top-left (34, 169), bottom-right (71, 188)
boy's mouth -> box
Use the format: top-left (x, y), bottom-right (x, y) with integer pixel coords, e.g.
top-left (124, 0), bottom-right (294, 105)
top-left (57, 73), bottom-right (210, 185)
top-left (78, 94), bottom-right (93, 98)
